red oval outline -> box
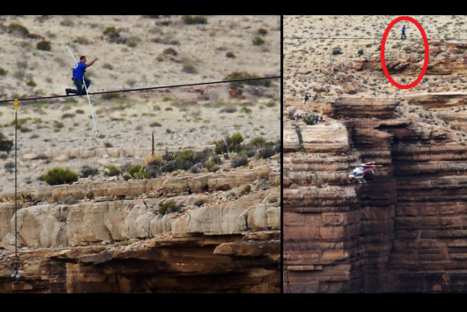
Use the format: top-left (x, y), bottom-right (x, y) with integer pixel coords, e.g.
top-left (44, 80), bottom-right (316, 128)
top-left (380, 16), bottom-right (430, 90)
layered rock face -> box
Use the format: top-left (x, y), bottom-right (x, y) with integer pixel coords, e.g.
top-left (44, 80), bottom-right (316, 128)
top-left (352, 41), bottom-right (467, 76)
top-left (0, 161), bottom-right (280, 293)
top-left (284, 94), bottom-right (467, 292)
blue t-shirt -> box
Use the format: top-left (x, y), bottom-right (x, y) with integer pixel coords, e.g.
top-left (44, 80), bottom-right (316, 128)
top-left (72, 62), bottom-right (86, 81)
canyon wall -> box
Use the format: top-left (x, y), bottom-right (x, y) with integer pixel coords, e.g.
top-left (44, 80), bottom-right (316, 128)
top-left (284, 94), bottom-right (467, 292)
top-left (0, 162), bottom-right (281, 293)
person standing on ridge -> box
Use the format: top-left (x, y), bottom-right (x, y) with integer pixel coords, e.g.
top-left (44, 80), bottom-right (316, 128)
top-left (401, 25), bottom-right (407, 40)
top-left (66, 55), bottom-right (98, 96)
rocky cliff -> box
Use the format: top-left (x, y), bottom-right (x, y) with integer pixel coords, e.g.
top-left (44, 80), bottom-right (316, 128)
top-left (284, 94), bottom-right (467, 292)
top-left (0, 160), bottom-right (280, 293)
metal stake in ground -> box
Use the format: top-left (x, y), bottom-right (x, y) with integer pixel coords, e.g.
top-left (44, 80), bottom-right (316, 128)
top-left (12, 99), bottom-right (21, 281)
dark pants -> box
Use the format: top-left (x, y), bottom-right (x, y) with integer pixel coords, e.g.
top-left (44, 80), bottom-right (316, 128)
top-left (401, 32), bottom-right (406, 40)
top-left (69, 78), bottom-right (91, 95)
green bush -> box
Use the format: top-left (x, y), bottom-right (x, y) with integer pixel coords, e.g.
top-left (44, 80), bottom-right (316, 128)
top-left (182, 16), bottom-right (207, 25)
top-left (248, 136), bottom-right (267, 148)
top-left (224, 72), bottom-right (271, 88)
top-left (0, 68), bottom-right (7, 76)
top-left (252, 36), bottom-right (265, 46)
top-left (159, 200), bottom-right (182, 215)
top-left (39, 168), bottom-right (78, 185)
top-left (214, 132), bottom-right (244, 154)
top-left (127, 164), bottom-right (149, 179)
top-left (36, 41), bottom-right (52, 51)
top-left (204, 155), bottom-right (221, 172)
top-left (104, 164), bottom-right (121, 177)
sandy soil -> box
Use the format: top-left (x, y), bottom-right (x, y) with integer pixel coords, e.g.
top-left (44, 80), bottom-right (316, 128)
top-left (0, 15), bottom-right (280, 194)
top-left (0, 15), bottom-right (280, 98)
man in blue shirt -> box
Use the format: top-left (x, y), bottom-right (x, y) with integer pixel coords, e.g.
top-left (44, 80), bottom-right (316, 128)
top-left (66, 55), bottom-right (98, 96)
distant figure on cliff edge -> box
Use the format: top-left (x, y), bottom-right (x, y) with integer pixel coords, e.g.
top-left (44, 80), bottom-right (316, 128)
top-left (401, 25), bottom-right (407, 40)
top-left (66, 55), bottom-right (98, 96)
top-left (349, 162), bottom-right (378, 184)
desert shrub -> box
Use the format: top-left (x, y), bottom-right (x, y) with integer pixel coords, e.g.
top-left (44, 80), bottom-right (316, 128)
top-left (240, 107), bottom-right (252, 114)
top-left (0, 133), bottom-right (13, 154)
top-left (204, 157), bottom-right (220, 172)
top-left (248, 136), bottom-right (267, 148)
top-left (226, 51), bottom-right (235, 58)
top-left (203, 153), bottom-right (222, 170)
top-left (173, 149), bottom-right (196, 171)
top-left (303, 113), bottom-right (321, 126)
top-left (159, 199), bottom-right (182, 215)
top-left (36, 41), bottom-right (52, 51)
top-left (54, 121), bottom-right (64, 129)
top-left (227, 132), bottom-right (243, 152)
top-left (104, 164), bottom-right (121, 177)
top-left (103, 27), bottom-right (126, 44)
top-left (74, 37), bottom-right (90, 45)
top-left (7, 23), bottom-right (30, 37)
top-left (144, 154), bottom-right (164, 178)
top-left (4, 162), bottom-right (15, 174)
top-left (220, 106), bottom-right (237, 113)
top-left (252, 36), bottom-right (265, 46)
top-left (39, 168), bottom-right (78, 185)
top-left (27, 80), bottom-right (37, 87)
top-left (182, 61), bottom-right (197, 74)
top-left (126, 36), bottom-right (141, 48)
top-left (332, 47), bottom-right (343, 55)
top-left (0, 68), bottom-right (7, 76)
top-left (182, 16), bottom-right (207, 25)
top-left (61, 113), bottom-right (75, 119)
top-left (80, 165), bottom-right (99, 178)
top-left (150, 121), bottom-right (162, 127)
top-left (19, 127), bottom-right (32, 133)
top-left (127, 164), bottom-right (149, 179)
top-left (214, 132), bottom-right (244, 154)
top-left (224, 72), bottom-right (271, 88)
top-left (257, 28), bottom-right (268, 36)
top-left (163, 47), bottom-right (178, 56)
top-left (256, 144), bottom-right (276, 159)
top-left (103, 63), bottom-right (113, 70)
top-left (60, 18), bottom-right (74, 27)
top-left (231, 155), bottom-right (248, 168)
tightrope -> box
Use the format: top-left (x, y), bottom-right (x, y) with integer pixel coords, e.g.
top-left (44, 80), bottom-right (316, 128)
top-left (0, 76), bottom-right (281, 105)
